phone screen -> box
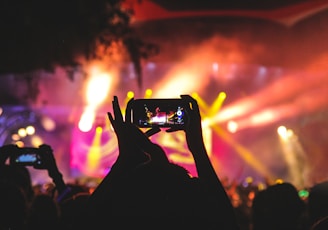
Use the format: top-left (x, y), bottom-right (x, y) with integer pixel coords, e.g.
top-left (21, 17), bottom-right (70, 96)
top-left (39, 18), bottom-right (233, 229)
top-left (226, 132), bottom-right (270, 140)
top-left (13, 147), bottom-right (41, 166)
top-left (131, 99), bottom-right (187, 128)
top-left (15, 153), bottom-right (37, 164)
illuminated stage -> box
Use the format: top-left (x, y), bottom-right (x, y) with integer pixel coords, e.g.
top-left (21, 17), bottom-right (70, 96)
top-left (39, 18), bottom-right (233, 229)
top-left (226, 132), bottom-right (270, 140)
top-left (1, 61), bottom-right (327, 190)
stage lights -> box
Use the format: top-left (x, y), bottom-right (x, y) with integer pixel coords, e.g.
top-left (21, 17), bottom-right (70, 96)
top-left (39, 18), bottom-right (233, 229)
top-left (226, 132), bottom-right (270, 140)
top-left (16, 125), bottom-right (35, 138)
top-left (227, 120), bottom-right (238, 133)
top-left (212, 62), bottom-right (219, 72)
top-left (41, 116), bottom-right (56, 132)
top-left (26, 125), bottom-right (35, 135)
top-left (144, 89), bottom-right (152, 98)
top-left (277, 125), bottom-right (294, 141)
top-left (78, 68), bottom-right (113, 132)
top-left (127, 91), bottom-right (134, 99)
top-left (194, 92), bottom-right (274, 180)
top-left (86, 73), bottom-right (111, 105)
top-left (78, 107), bottom-right (95, 132)
top-left (277, 125), bottom-right (308, 189)
top-left (209, 92), bottom-right (226, 116)
top-left (124, 91), bottom-right (135, 106)
top-left (10, 124), bottom-right (40, 147)
top-left (18, 128), bottom-right (27, 138)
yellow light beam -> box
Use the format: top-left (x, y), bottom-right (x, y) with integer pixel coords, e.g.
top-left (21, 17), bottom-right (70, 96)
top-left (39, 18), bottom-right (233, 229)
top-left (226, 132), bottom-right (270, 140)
top-left (211, 121), bottom-right (274, 179)
top-left (144, 89), bottom-right (153, 98)
top-left (87, 127), bottom-right (103, 172)
top-left (195, 93), bottom-right (274, 179)
top-left (124, 91), bottom-right (134, 105)
top-left (209, 92), bottom-right (226, 116)
top-left (192, 92), bottom-right (210, 111)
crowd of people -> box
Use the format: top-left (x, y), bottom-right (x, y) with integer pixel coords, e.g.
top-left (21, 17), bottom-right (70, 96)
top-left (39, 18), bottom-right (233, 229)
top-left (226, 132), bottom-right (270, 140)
top-left (1, 95), bottom-right (328, 230)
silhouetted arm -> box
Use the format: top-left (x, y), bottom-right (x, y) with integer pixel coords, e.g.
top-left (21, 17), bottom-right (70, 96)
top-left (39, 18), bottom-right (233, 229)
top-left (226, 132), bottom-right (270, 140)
top-left (36, 144), bottom-right (70, 201)
top-left (181, 95), bottom-right (240, 230)
top-left (87, 96), bottom-right (154, 209)
top-left (0, 144), bottom-right (18, 165)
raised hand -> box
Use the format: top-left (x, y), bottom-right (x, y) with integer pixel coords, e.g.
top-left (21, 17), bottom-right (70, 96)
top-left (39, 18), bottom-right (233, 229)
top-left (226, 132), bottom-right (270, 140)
top-left (108, 96), bottom-right (169, 169)
top-left (180, 94), bottom-right (240, 230)
top-left (180, 94), bottom-right (205, 152)
top-left (37, 144), bottom-right (68, 198)
top-left (0, 144), bottom-right (19, 165)
top-left (107, 96), bottom-right (150, 168)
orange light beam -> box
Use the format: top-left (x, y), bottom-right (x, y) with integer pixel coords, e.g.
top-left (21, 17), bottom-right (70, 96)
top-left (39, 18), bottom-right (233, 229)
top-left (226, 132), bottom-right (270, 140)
top-left (195, 93), bottom-right (274, 179)
top-left (211, 124), bottom-right (274, 179)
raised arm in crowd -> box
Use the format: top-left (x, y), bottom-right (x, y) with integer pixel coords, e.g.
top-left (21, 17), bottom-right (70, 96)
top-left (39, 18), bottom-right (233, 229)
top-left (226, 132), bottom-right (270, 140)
top-left (77, 95), bottom-right (240, 230)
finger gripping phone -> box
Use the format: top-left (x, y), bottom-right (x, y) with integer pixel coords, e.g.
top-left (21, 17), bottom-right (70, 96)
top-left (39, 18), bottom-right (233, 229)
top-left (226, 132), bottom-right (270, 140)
top-left (130, 98), bottom-right (188, 128)
top-left (11, 147), bottom-right (42, 166)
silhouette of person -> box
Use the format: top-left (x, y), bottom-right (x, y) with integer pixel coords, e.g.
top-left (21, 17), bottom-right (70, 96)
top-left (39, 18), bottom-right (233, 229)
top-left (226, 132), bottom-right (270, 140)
top-left (251, 182), bottom-right (306, 230)
top-left (77, 95), bottom-right (240, 230)
top-left (308, 180), bottom-right (328, 227)
top-left (0, 144), bottom-right (78, 230)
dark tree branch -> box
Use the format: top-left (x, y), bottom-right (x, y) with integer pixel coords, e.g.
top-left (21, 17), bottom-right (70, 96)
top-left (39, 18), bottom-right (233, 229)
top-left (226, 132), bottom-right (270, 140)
top-left (0, 0), bottom-right (158, 90)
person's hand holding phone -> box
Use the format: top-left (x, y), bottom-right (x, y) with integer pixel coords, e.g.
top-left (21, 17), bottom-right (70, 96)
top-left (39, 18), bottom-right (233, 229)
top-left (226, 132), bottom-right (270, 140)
top-left (180, 94), bottom-right (205, 152)
top-left (36, 144), bottom-right (69, 198)
top-left (107, 96), bottom-right (150, 169)
top-left (0, 144), bottom-right (19, 165)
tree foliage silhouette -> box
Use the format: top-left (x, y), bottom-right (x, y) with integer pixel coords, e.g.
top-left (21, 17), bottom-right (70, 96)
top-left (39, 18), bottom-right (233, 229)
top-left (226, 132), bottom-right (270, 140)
top-left (0, 0), bottom-right (158, 88)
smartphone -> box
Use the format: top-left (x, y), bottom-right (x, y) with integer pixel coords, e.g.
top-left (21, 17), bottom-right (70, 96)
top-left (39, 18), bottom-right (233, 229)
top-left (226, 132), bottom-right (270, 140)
top-left (130, 98), bottom-right (188, 128)
top-left (12, 147), bottom-right (42, 166)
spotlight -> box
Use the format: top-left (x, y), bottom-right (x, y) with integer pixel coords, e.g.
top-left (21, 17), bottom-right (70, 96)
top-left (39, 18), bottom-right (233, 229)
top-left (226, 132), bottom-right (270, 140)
top-left (78, 110), bottom-right (95, 132)
top-left (15, 141), bottom-right (24, 147)
top-left (275, 179), bottom-right (284, 184)
top-left (96, 126), bottom-right (103, 134)
top-left (124, 91), bottom-right (135, 105)
top-left (41, 116), bottom-right (56, 131)
top-left (31, 136), bottom-right (43, 147)
top-left (227, 121), bottom-right (238, 133)
top-left (11, 134), bottom-right (20, 141)
top-left (277, 126), bottom-right (287, 138)
top-left (144, 89), bottom-right (152, 98)
top-left (86, 73), bottom-right (111, 106)
top-left (18, 128), bottom-right (27, 138)
top-left (127, 91), bottom-right (134, 99)
top-left (26, 125), bottom-right (35, 135)
top-left (212, 62), bottom-right (219, 72)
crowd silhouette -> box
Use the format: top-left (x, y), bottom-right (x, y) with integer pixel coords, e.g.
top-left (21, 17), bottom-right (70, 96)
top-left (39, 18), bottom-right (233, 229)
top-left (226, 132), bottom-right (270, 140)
top-left (0, 95), bottom-right (328, 230)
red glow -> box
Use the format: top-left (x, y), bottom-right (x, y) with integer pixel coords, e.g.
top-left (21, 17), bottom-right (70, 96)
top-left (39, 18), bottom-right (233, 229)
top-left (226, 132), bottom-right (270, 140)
top-left (124, 0), bottom-right (328, 26)
top-left (213, 72), bottom-right (328, 130)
